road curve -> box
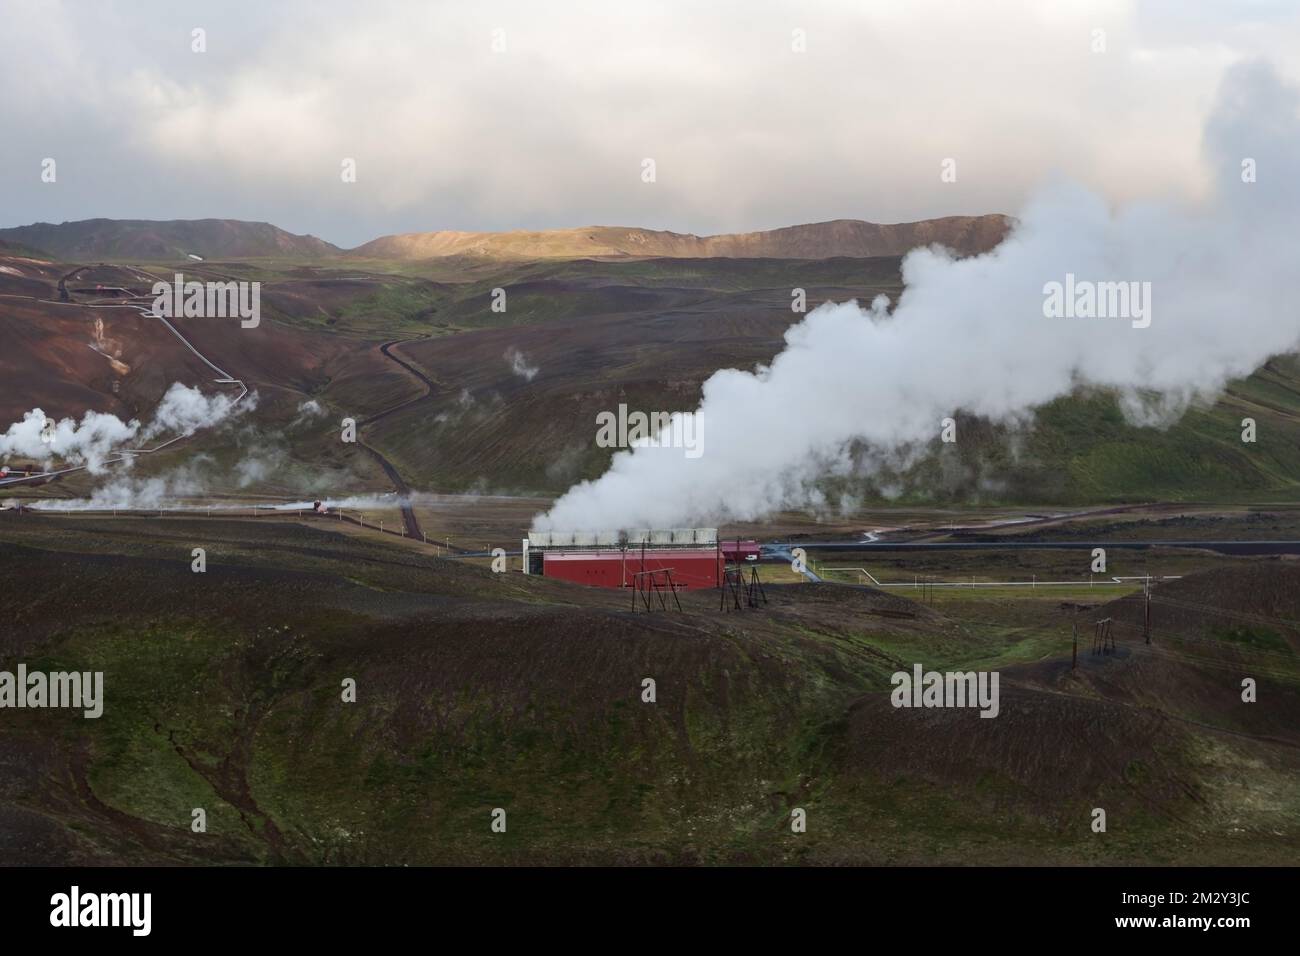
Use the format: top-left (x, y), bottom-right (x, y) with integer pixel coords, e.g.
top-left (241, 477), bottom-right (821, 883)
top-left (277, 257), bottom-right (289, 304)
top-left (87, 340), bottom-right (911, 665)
top-left (357, 338), bottom-right (434, 540)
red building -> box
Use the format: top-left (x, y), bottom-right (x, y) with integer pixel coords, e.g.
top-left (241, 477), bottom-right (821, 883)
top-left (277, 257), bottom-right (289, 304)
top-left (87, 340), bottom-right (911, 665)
top-left (525, 529), bottom-right (763, 591)
top-left (542, 547), bottom-right (724, 589)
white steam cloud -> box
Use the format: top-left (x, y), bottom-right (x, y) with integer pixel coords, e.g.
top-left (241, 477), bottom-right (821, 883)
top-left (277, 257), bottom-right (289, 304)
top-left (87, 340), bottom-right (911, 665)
top-left (140, 383), bottom-right (245, 441)
top-left (537, 62), bottom-right (1300, 532)
top-left (0, 383), bottom-right (248, 475)
top-left (28, 489), bottom-right (523, 514)
top-left (295, 398), bottom-right (325, 421)
top-left (0, 408), bottom-right (139, 474)
top-left (28, 459), bottom-right (213, 511)
top-left (505, 347), bottom-right (540, 382)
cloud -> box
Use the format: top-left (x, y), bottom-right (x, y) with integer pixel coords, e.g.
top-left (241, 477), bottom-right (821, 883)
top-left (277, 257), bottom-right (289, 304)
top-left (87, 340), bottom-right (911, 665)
top-left (3, 2), bottom-right (1300, 244)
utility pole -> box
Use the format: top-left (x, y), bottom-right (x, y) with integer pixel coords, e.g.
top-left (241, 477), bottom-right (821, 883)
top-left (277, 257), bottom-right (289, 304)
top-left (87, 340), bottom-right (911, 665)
top-left (1072, 612), bottom-right (1078, 672)
top-left (1093, 617), bottom-right (1115, 655)
top-left (1143, 579), bottom-right (1152, 645)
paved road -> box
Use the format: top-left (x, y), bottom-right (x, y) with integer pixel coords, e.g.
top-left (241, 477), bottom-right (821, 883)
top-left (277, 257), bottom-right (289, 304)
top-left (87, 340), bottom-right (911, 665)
top-left (360, 340), bottom-right (436, 426)
top-left (355, 443), bottom-right (422, 539)
top-left (765, 539), bottom-right (1300, 556)
top-left (358, 338), bottom-right (435, 540)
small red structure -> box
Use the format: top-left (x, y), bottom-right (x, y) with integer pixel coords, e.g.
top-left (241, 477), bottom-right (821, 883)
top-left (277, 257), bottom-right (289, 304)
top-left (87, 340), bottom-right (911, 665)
top-left (720, 539), bottom-right (761, 563)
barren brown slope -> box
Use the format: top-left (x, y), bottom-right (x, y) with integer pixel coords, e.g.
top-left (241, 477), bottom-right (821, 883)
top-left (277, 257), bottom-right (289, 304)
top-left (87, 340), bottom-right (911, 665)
top-left (0, 219), bottom-right (340, 261)
top-left (0, 284), bottom-right (412, 443)
top-left (352, 215), bottom-right (1012, 261)
top-left (0, 238), bottom-right (53, 260)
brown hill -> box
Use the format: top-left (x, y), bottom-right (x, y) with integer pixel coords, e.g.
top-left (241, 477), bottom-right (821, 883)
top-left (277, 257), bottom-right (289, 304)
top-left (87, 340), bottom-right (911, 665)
top-left (351, 215), bottom-right (1012, 261)
top-left (0, 237), bottom-right (52, 259)
top-left (0, 219), bottom-right (340, 261)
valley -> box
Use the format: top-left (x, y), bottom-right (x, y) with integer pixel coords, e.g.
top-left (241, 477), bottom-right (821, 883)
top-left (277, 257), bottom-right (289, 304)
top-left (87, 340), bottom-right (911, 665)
top-left (1, 216), bottom-right (1297, 868)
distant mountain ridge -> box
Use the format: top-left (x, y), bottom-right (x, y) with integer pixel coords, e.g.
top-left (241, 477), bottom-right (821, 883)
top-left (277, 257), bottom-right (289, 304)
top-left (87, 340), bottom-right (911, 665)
top-left (0, 214), bottom-right (1011, 263)
top-left (352, 215), bottom-right (1012, 261)
top-left (0, 219), bottom-right (340, 261)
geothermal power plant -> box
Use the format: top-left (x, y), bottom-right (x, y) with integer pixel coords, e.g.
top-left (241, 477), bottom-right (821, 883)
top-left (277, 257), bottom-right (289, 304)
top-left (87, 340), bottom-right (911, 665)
top-left (524, 528), bottom-right (760, 590)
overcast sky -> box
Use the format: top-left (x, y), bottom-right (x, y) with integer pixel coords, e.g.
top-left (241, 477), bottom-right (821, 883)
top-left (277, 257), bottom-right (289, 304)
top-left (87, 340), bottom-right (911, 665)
top-left (2, 0), bottom-right (1298, 247)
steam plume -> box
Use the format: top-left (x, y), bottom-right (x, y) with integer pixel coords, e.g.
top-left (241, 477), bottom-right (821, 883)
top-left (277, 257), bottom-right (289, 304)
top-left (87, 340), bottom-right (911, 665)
top-left (537, 62), bottom-right (1300, 531)
top-left (0, 383), bottom-right (247, 474)
top-left (0, 408), bottom-right (138, 474)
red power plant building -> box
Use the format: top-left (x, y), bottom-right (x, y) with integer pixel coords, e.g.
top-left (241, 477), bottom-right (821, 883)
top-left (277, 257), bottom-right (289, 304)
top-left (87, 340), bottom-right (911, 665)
top-left (525, 529), bottom-right (760, 590)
